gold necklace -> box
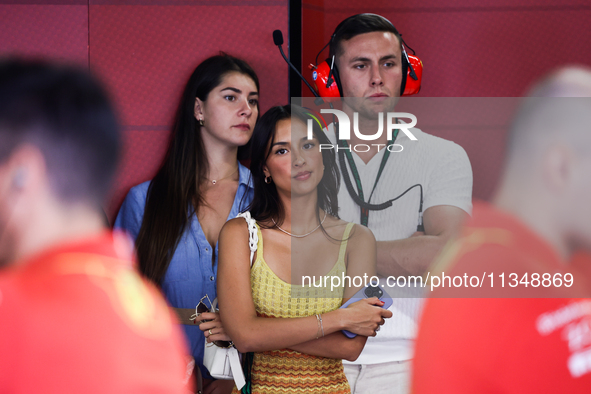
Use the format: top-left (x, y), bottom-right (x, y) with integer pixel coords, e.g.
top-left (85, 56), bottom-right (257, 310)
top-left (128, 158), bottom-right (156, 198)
top-left (207, 167), bottom-right (238, 185)
top-left (271, 212), bottom-right (327, 238)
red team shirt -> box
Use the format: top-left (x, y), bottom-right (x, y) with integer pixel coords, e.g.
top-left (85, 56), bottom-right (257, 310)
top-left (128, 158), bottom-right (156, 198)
top-left (413, 202), bottom-right (591, 393)
top-left (0, 231), bottom-right (190, 393)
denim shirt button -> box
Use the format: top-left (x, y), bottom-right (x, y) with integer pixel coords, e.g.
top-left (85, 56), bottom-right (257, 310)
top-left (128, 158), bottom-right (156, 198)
top-left (209, 276), bottom-right (215, 281)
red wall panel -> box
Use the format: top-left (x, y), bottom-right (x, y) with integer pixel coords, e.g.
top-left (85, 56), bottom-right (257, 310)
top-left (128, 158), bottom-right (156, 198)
top-left (89, 4), bottom-right (288, 126)
top-left (0, 4), bottom-right (88, 65)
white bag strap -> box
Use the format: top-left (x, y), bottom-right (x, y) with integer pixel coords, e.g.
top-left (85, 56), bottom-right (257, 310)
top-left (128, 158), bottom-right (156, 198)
top-left (228, 347), bottom-right (245, 389)
top-left (236, 211), bottom-right (258, 267)
top-left (201, 211), bottom-right (254, 390)
top-left (206, 213), bottom-right (256, 312)
top-left (203, 212), bottom-right (257, 324)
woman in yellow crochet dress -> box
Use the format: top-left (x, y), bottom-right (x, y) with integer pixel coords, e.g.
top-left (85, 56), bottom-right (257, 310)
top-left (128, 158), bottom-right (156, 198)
top-left (213, 105), bottom-right (392, 393)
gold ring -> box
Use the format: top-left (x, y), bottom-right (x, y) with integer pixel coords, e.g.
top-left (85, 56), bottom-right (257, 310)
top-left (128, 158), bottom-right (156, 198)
top-left (208, 329), bottom-right (213, 336)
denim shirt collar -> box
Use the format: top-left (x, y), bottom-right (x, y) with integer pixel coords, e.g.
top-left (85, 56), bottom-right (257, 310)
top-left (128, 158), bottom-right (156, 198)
top-left (238, 161), bottom-right (253, 190)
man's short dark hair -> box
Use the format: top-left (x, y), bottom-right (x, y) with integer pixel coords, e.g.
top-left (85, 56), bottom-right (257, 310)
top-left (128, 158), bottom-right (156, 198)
top-left (329, 14), bottom-right (402, 60)
top-left (0, 58), bottom-right (120, 206)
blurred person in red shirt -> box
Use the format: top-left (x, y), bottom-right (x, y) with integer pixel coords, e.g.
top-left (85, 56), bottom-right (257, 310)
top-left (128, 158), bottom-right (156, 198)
top-left (413, 67), bottom-right (591, 393)
top-left (0, 59), bottom-right (191, 393)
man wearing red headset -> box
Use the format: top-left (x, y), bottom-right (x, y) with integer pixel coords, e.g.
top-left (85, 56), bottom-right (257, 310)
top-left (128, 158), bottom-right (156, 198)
top-left (313, 14), bottom-right (473, 393)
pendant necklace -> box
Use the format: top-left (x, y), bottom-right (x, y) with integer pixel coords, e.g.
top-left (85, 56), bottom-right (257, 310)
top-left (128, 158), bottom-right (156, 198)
top-left (207, 167), bottom-right (238, 185)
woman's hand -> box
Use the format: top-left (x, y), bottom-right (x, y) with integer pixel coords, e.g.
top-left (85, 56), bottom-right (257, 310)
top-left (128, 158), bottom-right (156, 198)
top-left (196, 311), bottom-right (233, 343)
top-left (340, 297), bottom-right (393, 337)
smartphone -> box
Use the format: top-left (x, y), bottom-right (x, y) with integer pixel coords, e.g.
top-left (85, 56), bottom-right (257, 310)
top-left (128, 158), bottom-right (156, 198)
top-left (340, 284), bottom-right (393, 338)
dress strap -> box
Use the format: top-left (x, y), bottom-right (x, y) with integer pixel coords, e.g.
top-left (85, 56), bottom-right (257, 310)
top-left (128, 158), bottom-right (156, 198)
top-left (337, 222), bottom-right (355, 263)
top-left (236, 211), bottom-right (258, 267)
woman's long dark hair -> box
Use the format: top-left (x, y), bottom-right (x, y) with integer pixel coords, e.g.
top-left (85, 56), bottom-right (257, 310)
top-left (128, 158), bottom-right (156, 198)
top-left (248, 105), bottom-right (340, 229)
top-left (136, 54), bottom-right (259, 285)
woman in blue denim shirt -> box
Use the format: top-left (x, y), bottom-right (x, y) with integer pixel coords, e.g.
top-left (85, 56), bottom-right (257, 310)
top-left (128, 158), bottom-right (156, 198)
top-left (115, 54), bottom-right (259, 393)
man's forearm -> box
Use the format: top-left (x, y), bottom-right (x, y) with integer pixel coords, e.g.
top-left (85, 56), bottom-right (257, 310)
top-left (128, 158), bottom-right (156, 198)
top-left (377, 206), bottom-right (469, 277)
top-left (376, 235), bottom-right (447, 277)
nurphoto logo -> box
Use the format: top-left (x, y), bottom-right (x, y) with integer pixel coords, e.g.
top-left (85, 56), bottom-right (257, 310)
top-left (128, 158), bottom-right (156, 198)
top-left (308, 109), bottom-right (418, 152)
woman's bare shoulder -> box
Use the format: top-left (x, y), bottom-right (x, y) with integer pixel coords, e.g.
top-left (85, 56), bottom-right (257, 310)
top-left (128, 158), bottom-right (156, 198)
top-left (220, 217), bottom-right (250, 238)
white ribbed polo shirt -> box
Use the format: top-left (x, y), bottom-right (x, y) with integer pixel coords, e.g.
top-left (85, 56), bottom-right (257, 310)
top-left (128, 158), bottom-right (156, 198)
top-left (325, 122), bottom-right (473, 365)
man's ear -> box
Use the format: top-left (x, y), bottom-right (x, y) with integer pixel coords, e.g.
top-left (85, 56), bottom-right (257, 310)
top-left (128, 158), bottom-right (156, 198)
top-left (194, 98), bottom-right (204, 122)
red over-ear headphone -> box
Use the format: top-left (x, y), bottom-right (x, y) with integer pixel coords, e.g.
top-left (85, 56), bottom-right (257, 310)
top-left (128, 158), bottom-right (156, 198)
top-left (309, 14), bottom-right (423, 99)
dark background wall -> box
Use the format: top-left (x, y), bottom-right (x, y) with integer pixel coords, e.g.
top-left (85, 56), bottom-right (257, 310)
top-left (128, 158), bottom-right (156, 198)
top-left (1, 0), bottom-right (590, 221)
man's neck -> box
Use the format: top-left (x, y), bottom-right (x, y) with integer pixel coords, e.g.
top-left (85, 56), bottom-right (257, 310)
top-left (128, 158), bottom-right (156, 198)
top-left (14, 201), bottom-right (106, 266)
top-left (494, 183), bottom-right (571, 262)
